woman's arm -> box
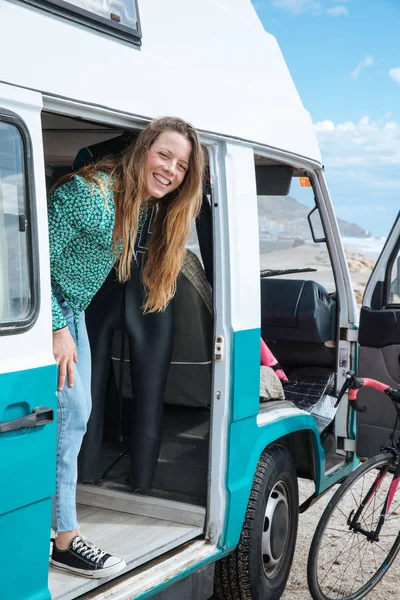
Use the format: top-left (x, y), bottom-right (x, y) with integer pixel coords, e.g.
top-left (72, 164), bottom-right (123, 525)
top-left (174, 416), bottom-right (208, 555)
top-left (48, 175), bottom-right (96, 389)
top-left (53, 326), bottom-right (78, 390)
top-left (48, 175), bottom-right (94, 330)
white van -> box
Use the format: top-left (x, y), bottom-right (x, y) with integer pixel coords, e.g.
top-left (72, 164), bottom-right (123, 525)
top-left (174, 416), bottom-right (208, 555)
top-left (1, 1), bottom-right (399, 599)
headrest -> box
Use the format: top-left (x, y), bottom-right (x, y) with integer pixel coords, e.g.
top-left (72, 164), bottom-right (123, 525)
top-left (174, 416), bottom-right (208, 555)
top-left (73, 132), bottom-right (138, 170)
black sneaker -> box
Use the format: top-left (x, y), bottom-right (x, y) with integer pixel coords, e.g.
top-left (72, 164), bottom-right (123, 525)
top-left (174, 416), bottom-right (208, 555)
top-left (51, 535), bottom-right (126, 578)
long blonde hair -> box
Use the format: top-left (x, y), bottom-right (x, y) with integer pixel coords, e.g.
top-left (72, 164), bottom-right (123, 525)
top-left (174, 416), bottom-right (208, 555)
top-left (54, 117), bottom-right (204, 312)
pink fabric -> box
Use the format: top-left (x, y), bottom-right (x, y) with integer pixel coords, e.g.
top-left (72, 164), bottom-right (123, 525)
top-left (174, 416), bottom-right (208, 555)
top-left (260, 338), bottom-right (288, 381)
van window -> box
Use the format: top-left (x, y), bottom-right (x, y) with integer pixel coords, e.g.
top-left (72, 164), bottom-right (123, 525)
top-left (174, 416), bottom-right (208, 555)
top-left (18, 0), bottom-right (141, 44)
top-left (256, 168), bottom-right (336, 294)
top-left (185, 155), bottom-right (212, 279)
top-left (388, 249), bottom-right (400, 305)
top-left (0, 121), bottom-right (32, 326)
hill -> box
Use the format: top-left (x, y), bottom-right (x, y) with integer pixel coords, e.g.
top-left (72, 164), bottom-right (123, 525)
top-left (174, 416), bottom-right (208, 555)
top-left (257, 196), bottom-right (370, 240)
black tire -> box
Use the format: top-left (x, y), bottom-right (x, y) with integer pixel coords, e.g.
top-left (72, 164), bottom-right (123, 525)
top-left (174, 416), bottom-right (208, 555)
top-left (214, 444), bottom-right (299, 600)
top-left (307, 452), bottom-right (400, 600)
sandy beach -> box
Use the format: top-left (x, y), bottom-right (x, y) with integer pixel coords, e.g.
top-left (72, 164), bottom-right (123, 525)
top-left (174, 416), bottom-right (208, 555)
top-left (260, 238), bottom-right (379, 307)
top-left (282, 478), bottom-right (398, 600)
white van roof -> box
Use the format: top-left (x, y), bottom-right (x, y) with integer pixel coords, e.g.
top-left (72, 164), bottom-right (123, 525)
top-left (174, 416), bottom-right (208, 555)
top-left (0, 0), bottom-right (321, 163)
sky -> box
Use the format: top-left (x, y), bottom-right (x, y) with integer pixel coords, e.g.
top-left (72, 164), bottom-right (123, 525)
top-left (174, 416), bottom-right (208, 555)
top-left (251, 0), bottom-right (400, 237)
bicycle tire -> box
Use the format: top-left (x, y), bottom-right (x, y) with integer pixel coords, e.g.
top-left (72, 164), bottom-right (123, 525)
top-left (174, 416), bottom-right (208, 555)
top-left (308, 452), bottom-right (400, 600)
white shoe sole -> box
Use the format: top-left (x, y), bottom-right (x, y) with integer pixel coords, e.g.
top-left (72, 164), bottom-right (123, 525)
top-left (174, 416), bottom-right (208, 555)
top-left (50, 558), bottom-right (126, 579)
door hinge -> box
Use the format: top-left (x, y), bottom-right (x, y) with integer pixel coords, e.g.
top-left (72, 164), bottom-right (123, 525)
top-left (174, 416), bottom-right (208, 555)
top-left (214, 335), bottom-right (224, 361)
top-left (346, 329), bottom-right (358, 342)
top-left (343, 438), bottom-right (356, 452)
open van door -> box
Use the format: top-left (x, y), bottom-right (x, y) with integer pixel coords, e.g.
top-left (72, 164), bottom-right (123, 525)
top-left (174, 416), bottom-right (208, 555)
top-left (357, 212), bottom-right (400, 458)
top-left (0, 83), bottom-right (57, 600)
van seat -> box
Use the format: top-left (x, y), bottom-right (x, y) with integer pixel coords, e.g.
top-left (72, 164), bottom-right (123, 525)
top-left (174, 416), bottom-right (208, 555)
top-left (261, 278), bottom-right (336, 343)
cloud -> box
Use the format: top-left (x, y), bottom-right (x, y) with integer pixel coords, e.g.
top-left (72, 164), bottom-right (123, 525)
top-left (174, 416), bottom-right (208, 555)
top-left (314, 116), bottom-right (400, 169)
top-left (314, 120), bottom-right (335, 131)
top-left (313, 116), bottom-right (400, 235)
top-left (389, 67), bottom-right (400, 84)
top-left (270, 0), bottom-right (351, 16)
top-left (350, 56), bottom-right (374, 79)
top-left (327, 5), bottom-right (348, 15)
top-left (271, 0), bottom-right (322, 15)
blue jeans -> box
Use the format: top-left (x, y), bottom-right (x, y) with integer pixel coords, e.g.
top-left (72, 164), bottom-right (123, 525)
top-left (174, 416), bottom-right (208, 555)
top-left (52, 297), bottom-right (92, 532)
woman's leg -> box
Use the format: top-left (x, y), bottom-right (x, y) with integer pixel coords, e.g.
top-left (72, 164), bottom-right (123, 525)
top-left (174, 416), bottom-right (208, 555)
top-left (52, 309), bottom-right (92, 533)
top-left (51, 306), bottom-right (126, 578)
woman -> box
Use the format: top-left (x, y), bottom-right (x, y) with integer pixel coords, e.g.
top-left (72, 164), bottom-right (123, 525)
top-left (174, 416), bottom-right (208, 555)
top-left (48, 117), bottom-right (204, 578)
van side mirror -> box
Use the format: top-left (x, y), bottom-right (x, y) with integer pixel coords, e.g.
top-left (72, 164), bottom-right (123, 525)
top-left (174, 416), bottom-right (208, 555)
top-left (255, 165), bottom-right (293, 196)
top-left (308, 206), bottom-right (326, 243)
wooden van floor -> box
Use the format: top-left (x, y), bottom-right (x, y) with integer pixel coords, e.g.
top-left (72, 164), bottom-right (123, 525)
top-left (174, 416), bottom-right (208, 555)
top-left (49, 504), bottom-right (203, 600)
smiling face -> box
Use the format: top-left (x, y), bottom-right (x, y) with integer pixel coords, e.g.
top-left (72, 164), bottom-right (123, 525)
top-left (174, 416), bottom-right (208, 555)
top-left (143, 130), bottom-right (192, 200)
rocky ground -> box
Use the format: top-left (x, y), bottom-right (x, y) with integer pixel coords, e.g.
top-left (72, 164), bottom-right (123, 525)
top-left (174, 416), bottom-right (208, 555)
top-left (282, 479), bottom-right (398, 600)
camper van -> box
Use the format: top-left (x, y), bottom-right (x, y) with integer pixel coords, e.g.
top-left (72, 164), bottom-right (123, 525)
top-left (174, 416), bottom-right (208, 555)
top-left (1, 0), bottom-right (400, 599)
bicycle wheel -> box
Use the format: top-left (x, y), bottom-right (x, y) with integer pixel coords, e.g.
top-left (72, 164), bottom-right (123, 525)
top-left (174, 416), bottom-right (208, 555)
top-left (308, 452), bottom-right (400, 600)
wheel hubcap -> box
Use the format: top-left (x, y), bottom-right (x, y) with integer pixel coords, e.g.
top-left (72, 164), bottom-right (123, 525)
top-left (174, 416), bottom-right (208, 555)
top-left (262, 480), bottom-right (290, 578)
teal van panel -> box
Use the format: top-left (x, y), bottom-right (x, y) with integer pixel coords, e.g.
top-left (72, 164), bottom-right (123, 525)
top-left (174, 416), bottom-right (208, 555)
top-left (0, 365), bottom-right (57, 515)
top-left (135, 551), bottom-right (221, 600)
top-left (0, 364), bottom-right (57, 600)
top-left (316, 456), bottom-right (357, 495)
top-left (1, 498), bottom-right (52, 600)
top-left (222, 328), bottom-right (326, 549)
top-left (222, 411), bottom-right (323, 549)
top-left (231, 328), bottom-right (260, 422)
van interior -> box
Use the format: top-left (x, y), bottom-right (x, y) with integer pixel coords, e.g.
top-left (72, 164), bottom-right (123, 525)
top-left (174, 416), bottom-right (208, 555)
top-left (255, 156), bottom-right (343, 474)
top-left (40, 112), bottom-right (344, 598)
top-left (43, 112), bottom-right (212, 599)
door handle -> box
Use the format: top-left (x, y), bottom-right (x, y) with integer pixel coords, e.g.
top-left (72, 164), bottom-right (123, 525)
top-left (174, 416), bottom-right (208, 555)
top-left (0, 406), bottom-right (54, 434)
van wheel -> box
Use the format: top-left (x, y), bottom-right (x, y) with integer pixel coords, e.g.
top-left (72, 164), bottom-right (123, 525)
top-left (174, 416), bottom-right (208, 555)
top-left (214, 444), bottom-right (299, 600)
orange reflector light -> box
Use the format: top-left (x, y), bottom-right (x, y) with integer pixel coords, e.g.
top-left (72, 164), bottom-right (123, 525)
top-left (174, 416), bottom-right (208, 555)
top-left (300, 177), bottom-right (312, 187)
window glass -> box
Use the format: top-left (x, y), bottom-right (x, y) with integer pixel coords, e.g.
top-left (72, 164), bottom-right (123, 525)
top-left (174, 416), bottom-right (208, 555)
top-left (19, 0), bottom-right (141, 42)
top-left (0, 122), bottom-right (31, 324)
top-left (185, 155), bottom-right (212, 269)
top-left (388, 250), bottom-right (400, 305)
top-left (64, 0), bottom-right (138, 29)
top-left (257, 174), bottom-right (336, 293)
top-left (186, 223), bottom-right (202, 260)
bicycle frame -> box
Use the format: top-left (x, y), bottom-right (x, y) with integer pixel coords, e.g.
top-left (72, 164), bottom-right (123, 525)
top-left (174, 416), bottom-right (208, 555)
top-left (348, 452), bottom-right (400, 542)
top-left (340, 371), bottom-right (400, 542)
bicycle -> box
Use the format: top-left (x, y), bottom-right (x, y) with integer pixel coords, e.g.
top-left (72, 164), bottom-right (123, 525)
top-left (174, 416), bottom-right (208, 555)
top-left (307, 370), bottom-right (400, 600)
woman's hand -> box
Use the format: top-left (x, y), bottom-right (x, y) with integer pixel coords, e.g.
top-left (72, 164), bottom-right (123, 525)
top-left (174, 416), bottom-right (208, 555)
top-left (53, 327), bottom-right (78, 391)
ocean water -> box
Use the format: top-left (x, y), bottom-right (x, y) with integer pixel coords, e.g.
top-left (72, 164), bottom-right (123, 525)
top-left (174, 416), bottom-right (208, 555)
top-left (341, 236), bottom-right (386, 259)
